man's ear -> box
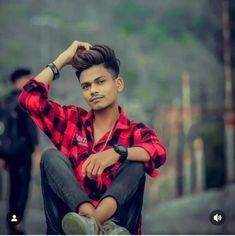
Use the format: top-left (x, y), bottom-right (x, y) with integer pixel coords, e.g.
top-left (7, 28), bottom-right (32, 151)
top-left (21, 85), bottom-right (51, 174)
top-left (115, 76), bottom-right (124, 92)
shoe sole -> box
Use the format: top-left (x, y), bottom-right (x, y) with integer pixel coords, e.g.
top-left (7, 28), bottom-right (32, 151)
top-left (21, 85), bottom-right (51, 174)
top-left (62, 213), bottom-right (87, 235)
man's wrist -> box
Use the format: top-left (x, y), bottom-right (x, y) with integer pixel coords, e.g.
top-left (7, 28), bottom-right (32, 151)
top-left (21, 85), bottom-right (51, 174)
top-left (111, 149), bottom-right (120, 162)
top-left (46, 63), bottom-right (60, 80)
top-left (53, 53), bottom-right (70, 70)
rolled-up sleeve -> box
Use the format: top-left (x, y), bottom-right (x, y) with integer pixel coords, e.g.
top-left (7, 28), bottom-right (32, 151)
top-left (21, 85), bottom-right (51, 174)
top-left (132, 123), bottom-right (166, 177)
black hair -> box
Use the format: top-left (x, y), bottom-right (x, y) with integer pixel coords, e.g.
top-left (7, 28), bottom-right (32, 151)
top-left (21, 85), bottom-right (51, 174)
top-left (10, 68), bottom-right (31, 83)
top-left (72, 45), bottom-right (120, 80)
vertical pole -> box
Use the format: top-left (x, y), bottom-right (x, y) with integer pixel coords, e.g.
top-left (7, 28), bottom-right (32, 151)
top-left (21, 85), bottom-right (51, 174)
top-left (194, 138), bottom-right (206, 192)
top-left (181, 72), bottom-right (193, 194)
top-left (181, 72), bottom-right (192, 134)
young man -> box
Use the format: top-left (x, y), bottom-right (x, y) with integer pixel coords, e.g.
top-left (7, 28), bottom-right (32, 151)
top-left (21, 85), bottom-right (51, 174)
top-left (0, 68), bottom-right (40, 234)
top-left (19, 41), bottom-right (166, 235)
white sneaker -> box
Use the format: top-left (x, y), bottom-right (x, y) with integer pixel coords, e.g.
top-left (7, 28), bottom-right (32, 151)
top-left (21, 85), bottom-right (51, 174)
top-left (61, 212), bottom-right (99, 235)
top-left (101, 219), bottom-right (130, 235)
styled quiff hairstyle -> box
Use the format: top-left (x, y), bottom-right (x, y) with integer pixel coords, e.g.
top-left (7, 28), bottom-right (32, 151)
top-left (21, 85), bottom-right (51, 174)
top-left (72, 45), bottom-right (120, 80)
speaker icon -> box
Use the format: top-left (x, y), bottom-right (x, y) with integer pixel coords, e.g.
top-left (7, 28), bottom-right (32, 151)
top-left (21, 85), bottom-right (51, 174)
top-left (213, 213), bottom-right (222, 222)
top-left (209, 210), bottom-right (225, 225)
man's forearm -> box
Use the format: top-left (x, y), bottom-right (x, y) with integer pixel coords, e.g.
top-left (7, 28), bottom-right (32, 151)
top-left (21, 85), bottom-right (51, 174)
top-left (34, 53), bottom-right (68, 84)
top-left (127, 147), bottom-right (150, 162)
top-left (108, 146), bottom-right (150, 163)
top-left (82, 147), bottom-right (151, 178)
top-left (33, 41), bottom-right (92, 85)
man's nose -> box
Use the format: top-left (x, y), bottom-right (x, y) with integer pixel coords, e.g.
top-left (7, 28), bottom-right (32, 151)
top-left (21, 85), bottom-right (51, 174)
top-left (90, 83), bottom-right (98, 95)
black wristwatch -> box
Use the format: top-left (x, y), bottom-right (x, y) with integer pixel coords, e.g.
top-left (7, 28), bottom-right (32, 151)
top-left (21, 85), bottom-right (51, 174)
top-left (113, 144), bottom-right (128, 162)
top-left (46, 63), bottom-right (60, 80)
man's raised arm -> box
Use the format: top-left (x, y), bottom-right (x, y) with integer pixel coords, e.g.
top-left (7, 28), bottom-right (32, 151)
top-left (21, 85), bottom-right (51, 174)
top-left (34, 41), bottom-right (92, 84)
top-left (18, 41), bottom-right (91, 148)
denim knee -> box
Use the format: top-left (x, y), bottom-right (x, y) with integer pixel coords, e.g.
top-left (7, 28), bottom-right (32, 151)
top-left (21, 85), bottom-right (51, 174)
top-left (116, 161), bottom-right (145, 178)
top-left (40, 148), bottom-right (73, 174)
top-left (126, 161), bottom-right (145, 175)
top-left (100, 161), bottom-right (145, 208)
top-left (40, 148), bottom-right (57, 171)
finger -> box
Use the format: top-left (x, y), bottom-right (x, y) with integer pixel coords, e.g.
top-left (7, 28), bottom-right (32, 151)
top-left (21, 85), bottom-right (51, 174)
top-left (91, 163), bottom-right (100, 178)
top-left (97, 166), bottom-right (104, 176)
top-left (72, 41), bottom-right (82, 50)
top-left (79, 42), bottom-right (92, 50)
top-left (85, 43), bottom-right (92, 50)
top-left (86, 161), bottom-right (95, 179)
top-left (82, 158), bottom-right (90, 177)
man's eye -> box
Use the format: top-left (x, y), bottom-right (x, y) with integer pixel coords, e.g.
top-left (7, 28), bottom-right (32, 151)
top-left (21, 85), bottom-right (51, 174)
top-left (82, 85), bottom-right (89, 90)
top-left (98, 80), bottom-right (105, 84)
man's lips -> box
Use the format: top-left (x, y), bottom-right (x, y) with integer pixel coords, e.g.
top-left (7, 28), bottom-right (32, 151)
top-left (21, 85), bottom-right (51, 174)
top-left (89, 96), bottom-right (104, 103)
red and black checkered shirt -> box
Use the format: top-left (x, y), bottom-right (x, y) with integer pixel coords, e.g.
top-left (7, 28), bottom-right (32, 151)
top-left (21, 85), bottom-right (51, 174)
top-left (19, 79), bottom-right (166, 229)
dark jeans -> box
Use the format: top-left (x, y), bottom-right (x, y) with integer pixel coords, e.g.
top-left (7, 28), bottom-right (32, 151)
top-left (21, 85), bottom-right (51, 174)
top-left (40, 148), bottom-right (146, 235)
top-left (6, 152), bottom-right (32, 230)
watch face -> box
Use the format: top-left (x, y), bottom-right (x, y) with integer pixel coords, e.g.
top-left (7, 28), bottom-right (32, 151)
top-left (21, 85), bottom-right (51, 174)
top-left (119, 145), bottom-right (126, 153)
top-left (114, 144), bottom-right (127, 162)
top-left (116, 144), bottom-right (127, 156)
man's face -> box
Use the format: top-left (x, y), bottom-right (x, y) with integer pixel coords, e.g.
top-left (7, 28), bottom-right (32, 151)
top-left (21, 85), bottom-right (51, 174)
top-left (79, 65), bottom-right (124, 111)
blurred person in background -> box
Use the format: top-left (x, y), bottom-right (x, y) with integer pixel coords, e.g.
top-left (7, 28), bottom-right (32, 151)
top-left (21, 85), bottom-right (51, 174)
top-left (19, 41), bottom-right (166, 235)
top-left (0, 68), bottom-right (40, 234)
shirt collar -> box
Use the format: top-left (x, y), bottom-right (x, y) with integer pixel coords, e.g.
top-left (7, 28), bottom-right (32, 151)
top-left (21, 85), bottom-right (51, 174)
top-left (116, 106), bottom-right (130, 130)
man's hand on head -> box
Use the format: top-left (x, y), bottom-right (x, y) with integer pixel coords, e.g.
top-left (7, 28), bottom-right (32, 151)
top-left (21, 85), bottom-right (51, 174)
top-left (81, 148), bottom-right (120, 179)
top-left (34, 40), bottom-right (92, 84)
top-left (61, 41), bottom-right (92, 66)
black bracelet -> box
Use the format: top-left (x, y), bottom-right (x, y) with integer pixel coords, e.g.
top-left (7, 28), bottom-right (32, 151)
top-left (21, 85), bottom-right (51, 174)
top-left (46, 63), bottom-right (60, 80)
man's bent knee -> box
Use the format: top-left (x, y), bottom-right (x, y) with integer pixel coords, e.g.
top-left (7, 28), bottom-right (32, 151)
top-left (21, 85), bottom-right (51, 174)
top-left (40, 148), bottom-right (72, 172)
top-left (123, 161), bottom-right (145, 176)
top-left (40, 148), bottom-right (59, 169)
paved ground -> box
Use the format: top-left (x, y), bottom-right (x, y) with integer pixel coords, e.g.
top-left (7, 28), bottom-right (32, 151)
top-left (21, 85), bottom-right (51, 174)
top-left (143, 184), bottom-right (235, 234)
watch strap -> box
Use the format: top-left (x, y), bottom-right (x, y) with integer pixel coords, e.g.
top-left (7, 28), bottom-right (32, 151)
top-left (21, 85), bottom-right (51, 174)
top-left (46, 63), bottom-right (60, 80)
top-left (113, 144), bottom-right (128, 162)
